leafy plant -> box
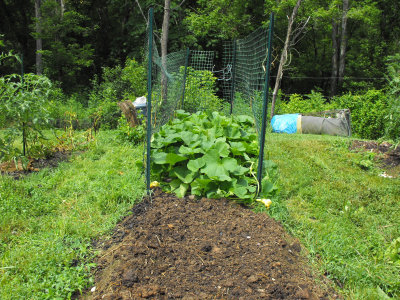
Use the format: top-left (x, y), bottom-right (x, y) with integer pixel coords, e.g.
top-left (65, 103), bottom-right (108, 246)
top-left (385, 54), bottom-right (400, 141)
top-left (0, 73), bottom-right (52, 163)
top-left (168, 67), bottom-right (222, 113)
top-left (88, 58), bottom-right (146, 129)
top-left (150, 110), bottom-right (277, 204)
top-left (384, 238), bottom-right (400, 264)
top-left (332, 90), bottom-right (389, 140)
top-left (116, 115), bottom-right (146, 144)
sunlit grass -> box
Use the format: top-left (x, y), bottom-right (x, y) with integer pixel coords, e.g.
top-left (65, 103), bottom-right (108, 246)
top-left (266, 133), bottom-right (400, 299)
top-left (0, 131), bottom-right (146, 299)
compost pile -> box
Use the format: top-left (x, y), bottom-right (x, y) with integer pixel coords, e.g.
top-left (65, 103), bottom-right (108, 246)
top-left (88, 188), bottom-right (338, 299)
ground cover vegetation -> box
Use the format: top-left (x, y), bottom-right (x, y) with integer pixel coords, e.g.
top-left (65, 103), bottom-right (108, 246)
top-left (0, 131), bottom-right (146, 299)
top-left (265, 133), bottom-right (400, 299)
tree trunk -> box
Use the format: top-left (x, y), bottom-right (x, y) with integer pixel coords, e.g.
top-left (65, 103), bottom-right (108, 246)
top-left (338, 0), bottom-right (349, 90)
top-left (58, 0), bottom-right (64, 18)
top-left (270, 0), bottom-right (302, 118)
top-left (35, 0), bottom-right (43, 75)
top-left (161, 0), bottom-right (171, 102)
top-left (330, 19), bottom-right (339, 97)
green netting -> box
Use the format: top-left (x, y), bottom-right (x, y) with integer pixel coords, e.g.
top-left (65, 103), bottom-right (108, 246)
top-left (145, 8), bottom-right (274, 194)
top-left (227, 26), bottom-right (270, 132)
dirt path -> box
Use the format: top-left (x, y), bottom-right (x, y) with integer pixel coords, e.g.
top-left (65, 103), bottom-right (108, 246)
top-left (86, 188), bottom-right (338, 299)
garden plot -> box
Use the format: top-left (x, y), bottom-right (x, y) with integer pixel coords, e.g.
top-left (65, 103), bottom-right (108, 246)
top-left (88, 187), bottom-right (338, 299)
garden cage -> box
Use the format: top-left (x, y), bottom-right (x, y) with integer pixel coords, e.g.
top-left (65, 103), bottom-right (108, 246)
top-left (144, 8), bottom-right (275, 196)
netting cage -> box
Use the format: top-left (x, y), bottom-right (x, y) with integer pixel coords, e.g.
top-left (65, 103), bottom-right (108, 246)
top-left (144, 8), bottom-right (275, 196)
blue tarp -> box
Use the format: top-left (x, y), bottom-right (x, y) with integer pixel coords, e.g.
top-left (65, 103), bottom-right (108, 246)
top-left (271, 114), bottom-right (299, 134)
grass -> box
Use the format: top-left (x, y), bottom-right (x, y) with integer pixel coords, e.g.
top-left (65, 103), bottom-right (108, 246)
top-left (0, 130), bottom-right (146, 299)
top-left (265, 133), bottom-right (400, 299)
top-left (1, 122), bottom-right (399, 299)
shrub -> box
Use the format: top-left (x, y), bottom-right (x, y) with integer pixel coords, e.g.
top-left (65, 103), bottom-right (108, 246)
top-left (88, 58), bottom-right (146, 129)
top-left (279, 91), bottom-right (331, 115)
top-left (332, 90), bottom-right (389, 140)
top-left (172, 67), bottom-right (222, 113)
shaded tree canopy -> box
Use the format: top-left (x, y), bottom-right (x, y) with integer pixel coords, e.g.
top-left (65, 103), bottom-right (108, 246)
top-left (0, 0), bottom-right (398, 96)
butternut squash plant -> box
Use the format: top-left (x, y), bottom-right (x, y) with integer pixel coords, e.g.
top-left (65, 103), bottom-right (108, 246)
top-left (151, 110), bottom-right (277, 204)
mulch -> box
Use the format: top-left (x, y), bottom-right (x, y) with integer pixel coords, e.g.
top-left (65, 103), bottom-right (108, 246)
top-left (86, 188), bottom-right (339, 299)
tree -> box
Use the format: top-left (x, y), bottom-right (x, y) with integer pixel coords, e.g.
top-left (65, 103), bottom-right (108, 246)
top-left (270, 0), bottom-right (306, 118)
top-left (38, 0), bottom-right (94, 91)
top-left (161, 0), bottom-right (171, 101)
top-left (34, 0), bottom-right (43, 75)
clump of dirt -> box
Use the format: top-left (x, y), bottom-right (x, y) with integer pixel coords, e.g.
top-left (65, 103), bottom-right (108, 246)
top-left (351, 140), bottom-right (400, 167)
top-left (87, 188), bottom-right (339, 299)
top-left (0, 150), bottom-right (71, 180)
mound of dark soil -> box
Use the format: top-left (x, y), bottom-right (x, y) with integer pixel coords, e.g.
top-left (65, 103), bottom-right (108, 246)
top-left (351, 140), bottom-right (400, 167)
top-left (87, 188), bottom-right (338, 299)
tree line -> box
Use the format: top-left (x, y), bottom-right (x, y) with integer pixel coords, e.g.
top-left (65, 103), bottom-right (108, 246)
top-left (0, 0), bottom-right (399, 97)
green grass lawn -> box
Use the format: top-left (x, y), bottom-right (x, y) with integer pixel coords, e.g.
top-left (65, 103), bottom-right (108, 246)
top-left (0, 131), bottom-right (145, 299)
top-left (1, 128), bottom-right (399, 299)
top-left (265, 133), bottom-right (400, 299)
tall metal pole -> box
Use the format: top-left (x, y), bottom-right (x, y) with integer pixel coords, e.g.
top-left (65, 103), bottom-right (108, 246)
top-left (180, 48), bottom-right (190, 109)
top-left (257, 13), bottom-right (274, 195)
top-left (20, 54), bottom-right (26, 157)
top-left (146, 8), bottom-right (154, 195)
top-left (230, 40), bottom-right (237, 115)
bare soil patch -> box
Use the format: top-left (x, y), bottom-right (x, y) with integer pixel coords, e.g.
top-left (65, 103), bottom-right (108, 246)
top-left (0, 150), bottom-right (71, 179)
top-left (351, 140), bottom-right (400, 167)
top-left (87, 188), bottom-right (338, 299)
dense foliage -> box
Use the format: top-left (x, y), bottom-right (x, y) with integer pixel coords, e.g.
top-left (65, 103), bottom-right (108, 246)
top-left (151, 110), bottom-right (278, 203)
top-left (0, 72), bottom-right (52, 162)
top-left (277, 89), bottom-right (398, 140)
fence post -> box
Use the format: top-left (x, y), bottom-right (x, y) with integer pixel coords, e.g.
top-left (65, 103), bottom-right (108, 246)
top-left (20, 54), bottom-right (27, 157)
top-left (146, 8), bottom-right (154, 195)
top-left (230, 40), bottom-right (237, 115)
top-left (256, 13), bottom-right (274, 195)
top-left (180, 47), bottom-right (190, 109)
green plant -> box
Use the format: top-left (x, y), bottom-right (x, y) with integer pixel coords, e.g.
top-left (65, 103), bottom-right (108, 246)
top-left (116, 115), bottom-right (145, 144)
top-left (385, 54), bottom-right (400, 141)
top-left (88, 58), bottom-right (146, 129)
top-left (180, 67), bottom-right (222, 113)
top-left (150, 110), bottom-right (277, 204)
top-left (0, 73), bottom-right (52, 163)
top-left (279, 91), bottom-right (331, 115)
top-left (332, 90), bottom-right (389, 140)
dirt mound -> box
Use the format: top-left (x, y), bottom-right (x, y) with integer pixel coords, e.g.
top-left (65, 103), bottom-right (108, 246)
top-left (87, 188), bottom-right (338, 299)
top-left (351, 140), bottom-right (400, 167)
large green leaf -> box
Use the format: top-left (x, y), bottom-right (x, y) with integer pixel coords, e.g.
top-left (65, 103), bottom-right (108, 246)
top-left (230, 141), bottom-right (246, 156)
top-left (169, 179), bottom-right (189, 198)
top-left (171, 166), bottom-right (197, 183)
top-left (152, 152), bottom-right (187, 166)
top-left (200, 150), bottom-right (235, 181)
top-left (223, 125), bottom-right (241, 139)
top-left (187, 157), bottom-right (205, 172)
top-left (211, 140), bottom-right (230, 157)
top-left (179, 145), bottom-right (204, 155)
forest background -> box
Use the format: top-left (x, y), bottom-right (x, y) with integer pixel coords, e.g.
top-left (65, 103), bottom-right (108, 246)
top-left (0, 0), bottom-right (399, 141)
